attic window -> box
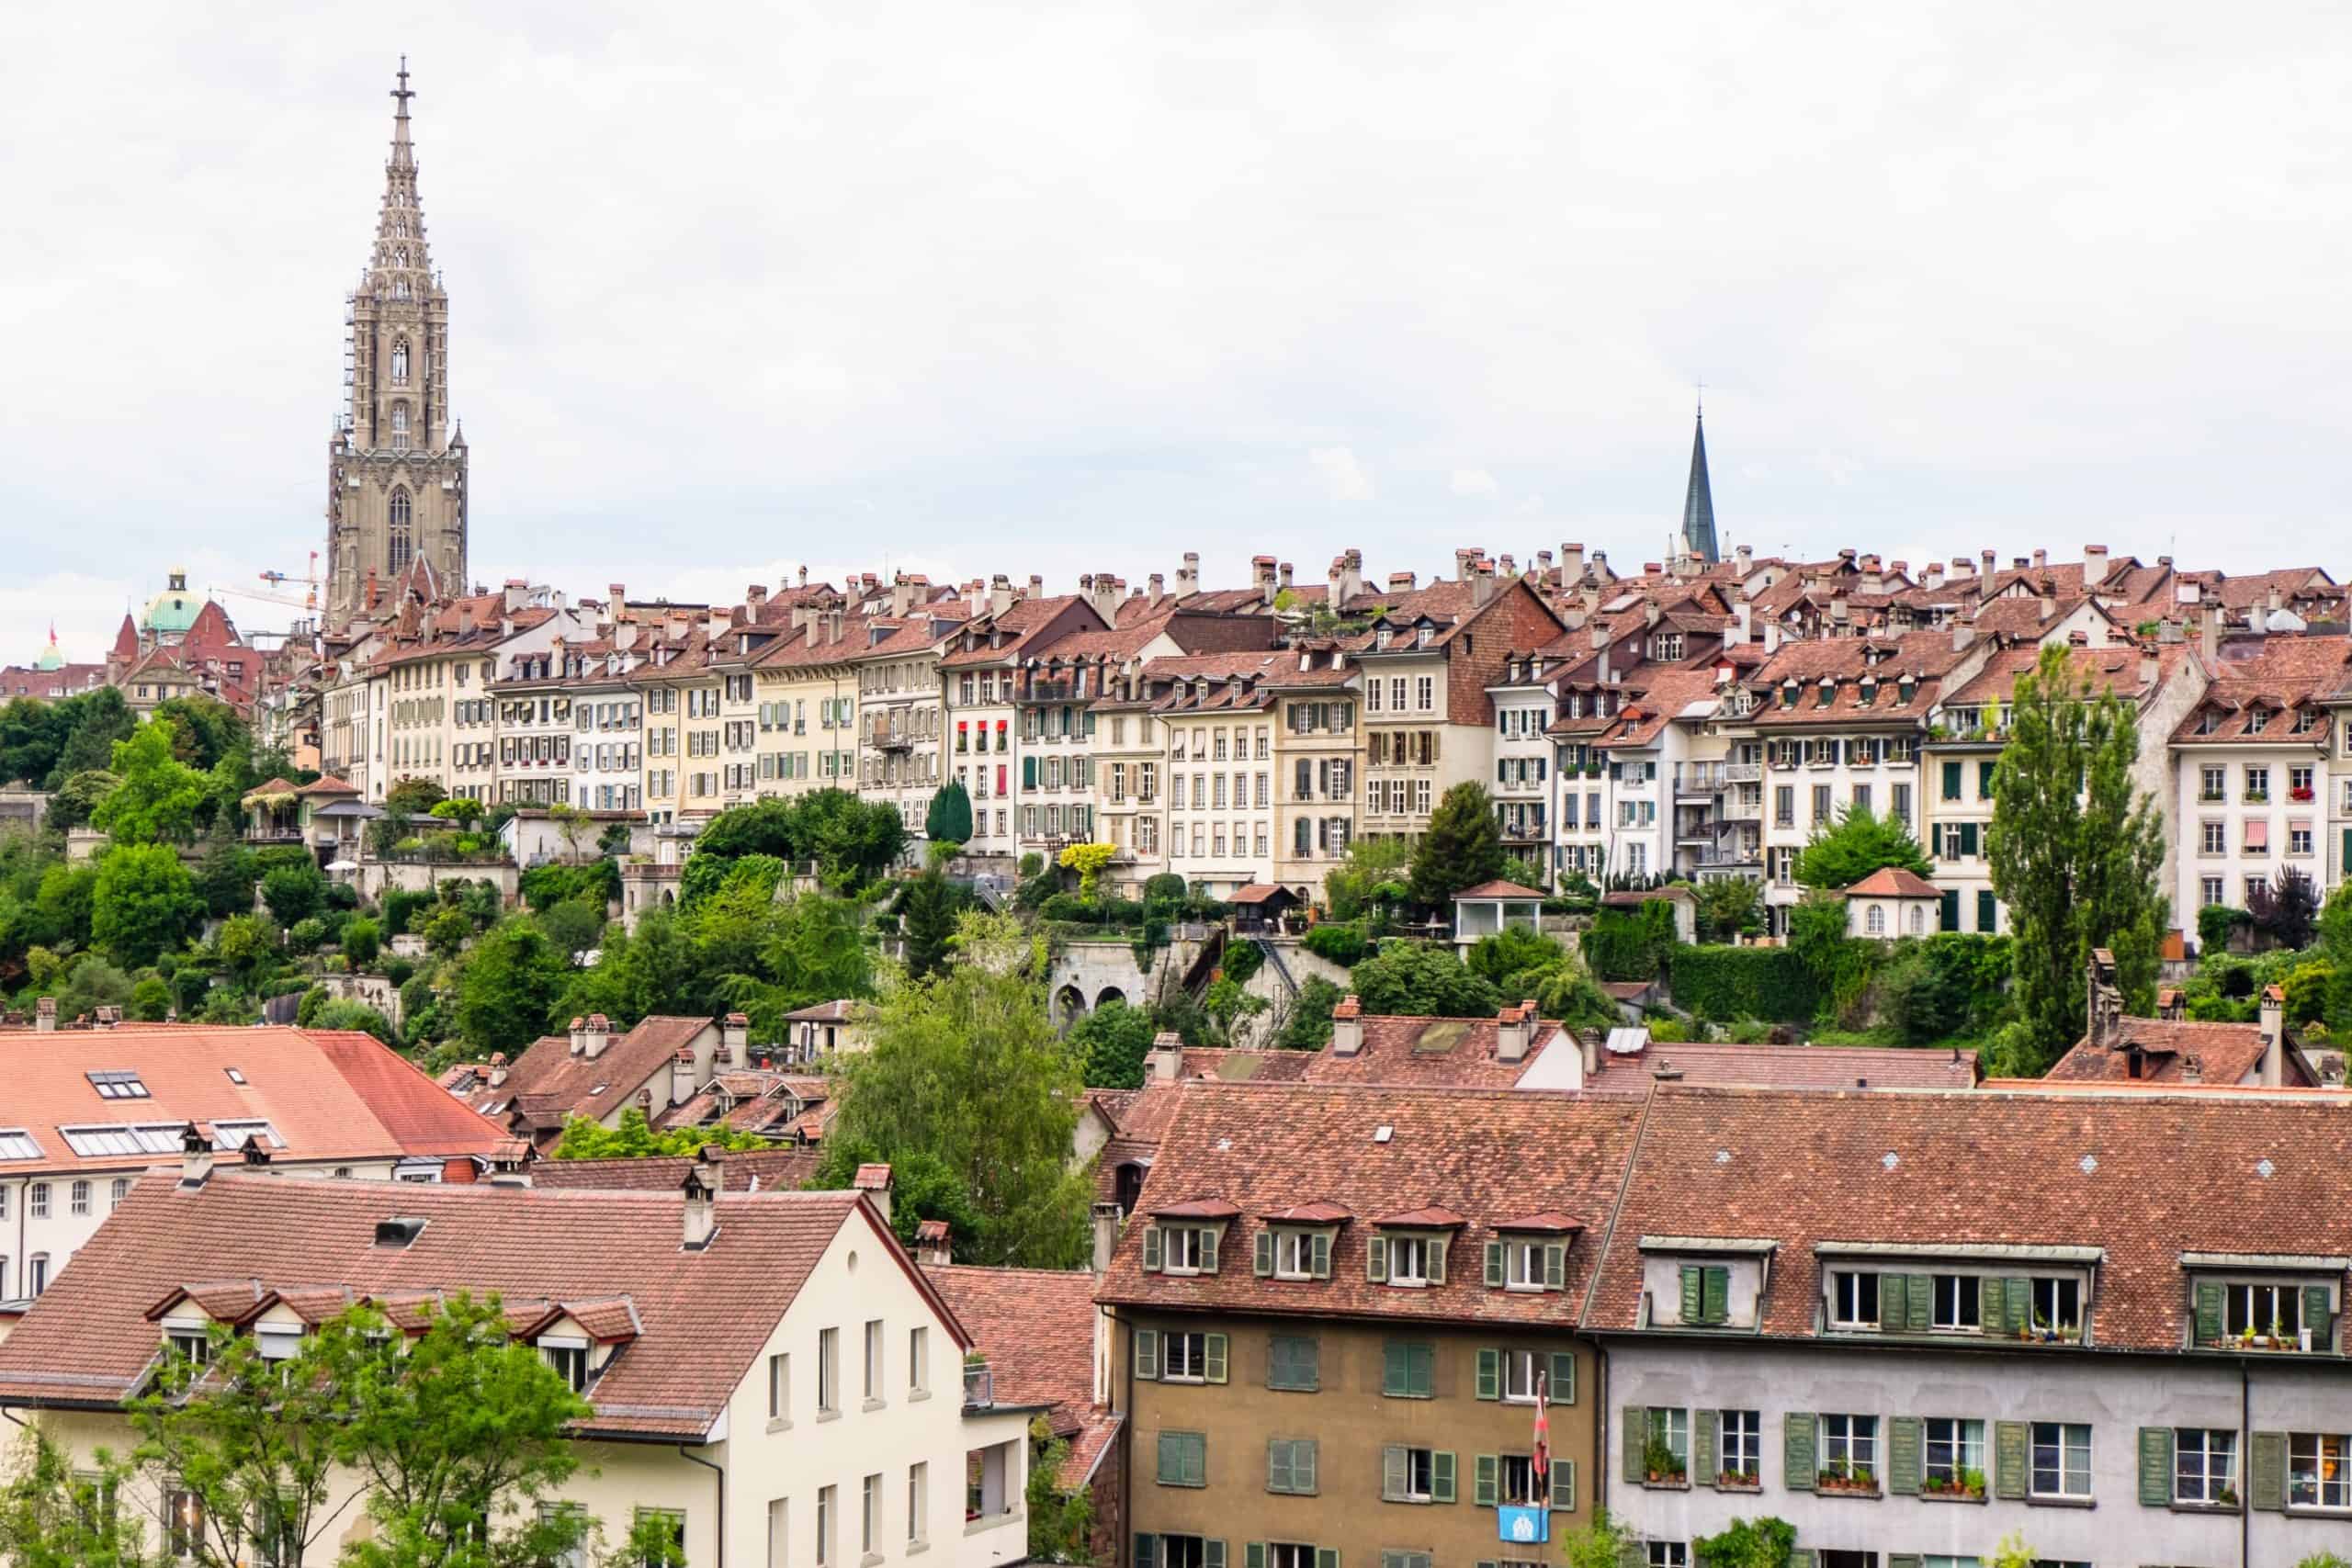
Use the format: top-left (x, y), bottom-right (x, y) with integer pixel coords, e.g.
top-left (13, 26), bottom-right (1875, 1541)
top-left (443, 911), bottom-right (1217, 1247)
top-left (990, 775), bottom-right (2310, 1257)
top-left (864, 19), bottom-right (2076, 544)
top-left (1815, 680), bottom-right (1837, 709)
top-left (2248, 708), bottom-right (2269, 735)
top-left (1416, 626), bottom-right (1433, 648)
top-left (1779, 682), bottom-right (1797, 709)
top-left (539, 1337), bottom-right (593, 1393)
top-left (1373, 1124), bottom-right (1394, 1143)
top-left (1895, 677), bottom-right (1917, 706)
top-left (210, 1120), bottom-right (283, 1151)
top-left (224, 1068), bottom-right (246, 1085)
top-left (373, 1216), bottom-right (428, 1248)
top-left (87, 1070), bottom-right (150, 1100)
top-left (0, 1129), bottom-right (42, 1161)
top-left (2196, 710), bottom-right (2222, 735)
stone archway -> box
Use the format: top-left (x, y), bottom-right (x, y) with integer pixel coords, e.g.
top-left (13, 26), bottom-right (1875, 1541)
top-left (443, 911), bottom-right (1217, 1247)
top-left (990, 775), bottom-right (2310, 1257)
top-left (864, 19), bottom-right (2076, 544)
top-left (1094, 985), bottom-right (1127, 1013)
top-left (1054, 984), bottom-right (1089, 1026)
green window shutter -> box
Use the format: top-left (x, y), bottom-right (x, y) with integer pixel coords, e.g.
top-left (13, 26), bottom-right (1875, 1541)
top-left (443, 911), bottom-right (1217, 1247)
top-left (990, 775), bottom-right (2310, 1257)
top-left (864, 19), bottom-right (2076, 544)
top-left (1960, 821), bottom-right (1979, 857)
top-left (1204, 1333), bottom-right (1227, 1384)
top-left (1994, 1420), bottom-right (2029, 1499)
top-left (1135, 1329), bottom-right (1160, 1381)
top-left (1367, 1235), bottom-right (1388, 1282)
top-left (2137, 1427), bottom-right (2174, 1506)
top-left (1204, 1540), bottom-right (1225, 1568)
top-left (1311, 1231), bottom-right (1331, 1278)
top-left (2304, 1284), bottom-right (2334, 1348)
top-left (1981, 1274), bottom-right (2004, 1337)
top-left (1381, 1445), bottom-right (1406, 1501)
top-left (1906, 1273), bottom-right (1930, 1331)
top-left (1265, 1441), bottom-right (1288, 1495)
top-left (1382, 1341), bottom-right (1406, 1397)
top-left (1979, 760), bottom-right (1996, 798)
top-left (2004, 1276), bottom-right (2031, 1331)
top-left (1317, 1551), bottom-right (1338, 1568)
top-left (1410, 1343), bottom-right (1433, 1397)
top-left (1554, 1458), bottom-right (1576, 1513)
top-left (1433, 1450), bottom-right (1458, 1504)
top-left (1976, 889), bottom-right (1996, 933)
top-left (1157, 1432), bottom-right (1182, 1483)
top-left (1548, 1350), bottom-right (1577, 1404)
top-left (1023, 757), bottom-right (1037, 788)
top-left (1889, 1556), bottom-right (1923, 1568)
top-left (1782, 1411), bottom-right (1816, 1490)
top-left (1702, 1265), bottom-right (1730, 1323)
top-left (1136, 1537), bottom-right (1159, 1568)
top-left (1623, 1407), bottom-right (1649, 1484)
top-left (1200, 1227), bottom-right (1219, 1273)
top-left (1616, 1545), bottom-right (1645, 1568)
top-left (1188, 1436), bottom-right (1209, 1488)
top-left (1142, 1225), bottom-right (1162, 1271)
top-left (1428, 1238), bottom-right (1448, 1283)
top-left (1475, 1348), bottom-right (1499, 1401)
top-left (1471, 1453), bottom-right (1497, 1507)
top-left (2193, 1279), bottom-right (2223, 1344)
top-left (1939, 889), bottom-right (1959, 931)
top-left (1694, 1407), bottom-right (1719, 1487)
top-left (1544, 1243), bottom-right (1567, 1291)
top-left (1788, 1554), bottom-right (1815, 1568)
top-left (2251, 1429), bottom-right (2287, 1510)
top-left (1888, 1416), bottom-right (1921, 1495)
top-left (1248, 1545), bottom-right (1266, 1568)
top-left (1679, 1264), bottom-right (1703, 1324)
top-left (1941, 761), bottom-right (1962, 799)
top-left (1879, 1272), bottom-right (1907, 1333)
top-left (1484, 1241), bottom-right (1504, 1287)
top-left (1296, 1440), bottom-right (1316, 1495)
top-left (1254, 1232), bottom-right (1273, 1277)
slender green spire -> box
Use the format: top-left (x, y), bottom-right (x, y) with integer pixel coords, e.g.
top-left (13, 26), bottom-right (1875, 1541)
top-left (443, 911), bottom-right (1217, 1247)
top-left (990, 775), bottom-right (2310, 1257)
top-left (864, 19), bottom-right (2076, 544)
top-left (1680, 405), bottom-right (1719, 565)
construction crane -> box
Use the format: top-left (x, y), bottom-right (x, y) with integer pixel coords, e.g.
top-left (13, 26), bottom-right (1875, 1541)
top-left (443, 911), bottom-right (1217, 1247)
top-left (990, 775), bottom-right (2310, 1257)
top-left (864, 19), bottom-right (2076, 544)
top-left (255, 551), bottom-right (322, 614)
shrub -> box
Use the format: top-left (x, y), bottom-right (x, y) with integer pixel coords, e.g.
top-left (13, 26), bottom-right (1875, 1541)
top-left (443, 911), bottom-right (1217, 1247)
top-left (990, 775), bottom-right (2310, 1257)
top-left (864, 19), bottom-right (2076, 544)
top-left (385, 958), bottom-right (415, 990)
top-left (1142, 873), bottom-right (1188, 911)
top-left (1585, 901), bottom-right (1678, 982)
top-left (1276, 976), bottom-right (1347, 1050)
top-left (1302, 922), bottom-right (1371, 967)
top-left (1219, 939), bottom-right (1263, 987)
top-left (260, 862), bottom-right (328, 926)
top-left (342, 916), bottom-right (382, 966)
top-left (380, 888), bottom-right (430, 937)
top-left (287, 917), bottom-right (329, 953)
top-left (1017, 852), bottom-right (1045, 879)
top-left (1667, 945), bottom-right (1819, 1024)
top-left (2198, 903), bottom-right (2247, 956)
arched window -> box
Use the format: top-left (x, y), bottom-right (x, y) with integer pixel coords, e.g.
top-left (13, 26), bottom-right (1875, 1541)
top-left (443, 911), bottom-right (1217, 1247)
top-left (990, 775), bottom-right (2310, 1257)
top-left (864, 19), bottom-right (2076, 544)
top-left (393, 277), bottom-right (410, 299)
top-left (390, 405), bottom-right (410, 453)
top-left (1908, 904), bottom-right (1926, 935)
top-left (389, 490), bottom-right (413, 573)
top-left (1866, 904), bottom-right (1885, 936)
top-left (390, 341), bottom-right (410, 385)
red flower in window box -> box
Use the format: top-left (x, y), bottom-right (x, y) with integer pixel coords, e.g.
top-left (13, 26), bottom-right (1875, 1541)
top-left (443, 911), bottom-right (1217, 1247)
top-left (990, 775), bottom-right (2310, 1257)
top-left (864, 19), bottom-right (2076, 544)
top-left (2290, 786), bottom-right (2315, 802)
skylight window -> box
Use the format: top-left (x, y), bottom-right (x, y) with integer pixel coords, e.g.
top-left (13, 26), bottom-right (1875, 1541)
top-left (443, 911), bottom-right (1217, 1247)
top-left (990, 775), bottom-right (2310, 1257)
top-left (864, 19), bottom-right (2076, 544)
top-left (209, 1120), bottom-right (283, 1151)
top-left (0, 1129), bottom-right (43, 1161)
top-left (60, 1124), bottom-right (186, 1158)
top-left (224, 1068), bottom-right (246, 1085)
top-left (87, 1070), bottom-right (150, 1100)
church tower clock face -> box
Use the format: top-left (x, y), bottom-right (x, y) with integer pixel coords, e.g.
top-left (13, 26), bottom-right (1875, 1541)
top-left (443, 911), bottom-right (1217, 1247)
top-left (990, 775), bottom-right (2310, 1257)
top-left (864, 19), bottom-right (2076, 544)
top-left (325, 59), bottom-right (469, 628)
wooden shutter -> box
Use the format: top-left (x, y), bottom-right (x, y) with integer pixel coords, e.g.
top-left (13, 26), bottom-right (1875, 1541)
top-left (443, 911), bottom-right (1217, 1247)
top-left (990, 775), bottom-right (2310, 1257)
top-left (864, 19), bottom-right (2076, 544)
top-left (1200, 1227), bottom-right (1219, 1273)
top-left (1544, 1244), bottom-right (1567, 1291)
top-left (1622, 1407), bottom-right (1649, 1483)
top-left (1204, 1333), bottom-right (1228, 1384)
top-left (1960, 821), bottom-right (1979, 857)
top-left (1382, 1342), bottom-right (1407, 1397)
top-left (1316, 1551), bottom-right (1338, 1568)
top-left (1367, 1235), bottom-right (1388, 1282)
top-left (1679, 1264), bottom-right (1703, 1324)
top-left (1475, 1348), bottom-right (1499, 1401)
top-left (1157, 1431), bottom-right (1182, 1483)
top-left (1553, 1458), bottom-right (1576, 1512)
top-left (1295, 1439), bottom-right (1316, 1495)
top-left (1471, 1453), bottom-right (1496, 1506)
top-left (1702, 1266), bottom-right (1730, 1324)
top-left (1433, 1450), bottom-right (1457, 1504)
top-left (1311, 1232), bottom-right (1331, 1279)
top-left (2192, 1279), bottom-right (2222, 1344)
top-left (1142, 1225), bottom-right (1162, 1271)
top-left (1993, 1420), bottom-right (2029, 1499)
top-left (1906, 1273), bottom-right (1930, 1332)
top-left (1381, 1445), bottom-right (1407, 1501)
top-left (1879, 1273), bottom-right (1907, 1333)
top-left (1428, 1238), bottom-right (1447, 1283)
top-left (1188, 1437), bottom-right (1209, 1488)
top-left (1136, 1536), bottom-right (1159, 1568)
top-left (1254, 1232), bottom-right (1273, 1277)
top-left (1887, 1557), bottom-right (1922, 1568)
top-left (1694, 1407), bottom-right (1719, 1487)
top-left (1204, 1540), bottom-right (1225, 1568)
top-left (1548, 1350), bottom-right (1577, 1404)
top-left (1247, 1545), bottom-right (1266, 1568)
top-left (2137, 1427), bottom-right (2174, 1506)
top-left (2004, 1276), bottom-right (2031, 1332)
top-left (1484, 1241), bottom-right (1504, 1287)
top-left (1135, 1329), bottom-right (1159, 1381)
top-left (1408, 1343), bottom-right (1432, 1397)
top-left (2304, 1284), bottom-right (2335, 1348)
top-left (1888, 1416), bottom-right (1921, 1495)
top-left (1782, 1411), bottom-right (1816, 1490)
top-left (2251, 1429), bottom-right (2287, 1510)
top-left (1981, 1274), bottom-right (2004, 1337)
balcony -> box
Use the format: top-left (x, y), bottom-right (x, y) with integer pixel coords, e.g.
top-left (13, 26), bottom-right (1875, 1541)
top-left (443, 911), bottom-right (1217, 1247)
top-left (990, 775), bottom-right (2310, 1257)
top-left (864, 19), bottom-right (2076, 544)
top-left (1721, 794), bottom-right (1764, 821)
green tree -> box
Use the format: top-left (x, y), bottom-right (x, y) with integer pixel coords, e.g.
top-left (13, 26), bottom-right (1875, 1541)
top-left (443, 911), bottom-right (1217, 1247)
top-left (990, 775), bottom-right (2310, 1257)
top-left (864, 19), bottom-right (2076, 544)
top-left (312, 998), bottom-right (397, 1045)
top-left (1024, 1416), bottom-right (1094, 1563)
top-left (212, 912), bottom-right (280, 982)
top-left (91, 719), bottom-right (210, 844)
top-left (192, 829), bottom-right (258, 919)
top-left (382, 775), bottom-right (447, 815)
top-left (1987, 645), bottom-right (2170, 1074)
top-left (1556, 1507), bottom-right (1638, 1568)
top-left (1792, 806), bottom-right (1931, 890)
top-left (924, 779), bottom-right (974, 846)
top-left (91, 843), bottom-right (203, 967)
top-left (56, 956), bottom-right (136, 1022)
top-left (33, 861), bottom-right (98, 951)
top-left (1409, 782), bottom-right (1507, 907)
top-left (1071, 997), bottom-right (1159, 1088)
top-left (2248, 865), bottom-right (2322, 951)
top-left (46, 686), bottom-right (136, 787)
top-left (822, 913), bottom-right (1091, 1267)
top-left (259, 861), bottom-right (327, 926)
top-left (0, 1431), bottom-right (149, 1568)
top-left (43, 767), bottom-right (119, 832)
top-left (342, 914), bottom-right (382, 966)
top-left (1465, 926), bottom-right (1566, 989)
top-left (900, 868), bottom-right (959, 981)
top-left (424, 905), bottom-right (472, 958)
top-left (1321, 836), bottom-right (1408, 922)
top-left (455, 919), bottom-right (568, 1055)
top-left (2321, 885), bottom-right (2352, 1034)
top-left (130, 974), bottom-right (173, 1021)
top-left (552, 1103), bottom-right (774, 1158)
top-left (1693, 875), bottom-right (1765, 942)
top-left (1274, 975), bottom-right (1347, 1050)
top-left (1691, 1515), bottom-right (1798, 1568)
top-left (1349, 940), bottom-right (1502, 1016)
top-left (539, 897), bottom-right (605, 961)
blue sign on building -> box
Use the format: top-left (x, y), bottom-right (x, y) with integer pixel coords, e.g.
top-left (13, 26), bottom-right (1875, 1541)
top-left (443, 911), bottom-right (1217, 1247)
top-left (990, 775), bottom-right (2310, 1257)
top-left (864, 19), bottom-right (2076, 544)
top-left (1495, 1506), bottom-right (1549, 1546)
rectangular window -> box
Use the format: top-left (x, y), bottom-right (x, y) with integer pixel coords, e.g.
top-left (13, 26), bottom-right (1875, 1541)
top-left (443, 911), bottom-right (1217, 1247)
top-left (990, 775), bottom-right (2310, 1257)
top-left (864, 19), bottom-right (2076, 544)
top-left (2289, 1432), bottom-right (2352, 1508)
top-left (1818, 1414), bottom-right (1878, 1485)
top-left (1647, 1407), bottom-right (1690, 1473)
top-left (1379, 1445), bottom-right (1442, 1502)
top-left (2224, 1280), bottom-right (2301, 1338)
top-left (1267, 1438), bottom-right (1318, 1495)
top-left (2174, 1427), bottom-right (2237, 1506)
top-left (1931, 1274), bottom-right (1981, 1332)
top-left (2032, 1276), bottom-right (2083, 1335)
top-left (1719, 1410), bottom-right (1761, 1483)
top-left (635, 1509), bottom-right (686, 1568)
top-left (861, 1472), bottom-right (879, 1558)
top-left (768, 1353), bottom-right (789, 1423)
top-left (2029, 1422), bottom-right (2091, 1498)
top-left (818, 1327), bottom-right (839, 1415)
top-left (1162, 1331), bottom-right (1212, 1382)
top-left (1156, 1431), bottom-right (1208, 1488)
top-left (1272, 1230), bottom-right (1317, 1280)
top-left (906, 1462), bottom-right (927, 1544)
top-left (1829, 1269), bottom-right (1880, 1329)
top-left (908, 1326), bottom-right (928, 1395)
top-left (1268, 1334), bottom-right (1319, 1392)
top-left (1924, 1417), bottom-right (1984, 1494)
top-left (1387, 1235), bottom-right (1434, 1284)
top-left (1381, 1340), bottom-right (1435, 1399)
top-left (816, 1485), bottom-right (834, 1568)
top-left (864, 1318), bottom-right (883, 1404)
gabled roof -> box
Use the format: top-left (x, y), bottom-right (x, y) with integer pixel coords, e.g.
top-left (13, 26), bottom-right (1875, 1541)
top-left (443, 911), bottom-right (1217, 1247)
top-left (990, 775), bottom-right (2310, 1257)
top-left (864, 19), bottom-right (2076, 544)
top-left (454, 1017), bottom-right (717, 1137)
top-left (1844, 867), bottom-right (1940, 899)
top-left (928, 1265), bottom-right (1120, 1486)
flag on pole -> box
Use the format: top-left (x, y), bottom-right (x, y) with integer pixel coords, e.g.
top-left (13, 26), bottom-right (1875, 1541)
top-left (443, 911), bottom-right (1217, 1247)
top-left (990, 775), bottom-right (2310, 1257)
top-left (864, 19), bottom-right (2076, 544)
top-left (1532, 1367), bottom-right (1551, 1485)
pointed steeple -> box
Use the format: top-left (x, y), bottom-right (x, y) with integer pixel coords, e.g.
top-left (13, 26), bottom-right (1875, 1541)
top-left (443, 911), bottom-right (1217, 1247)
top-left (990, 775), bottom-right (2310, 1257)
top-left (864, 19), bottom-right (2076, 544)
top-left (1680, 403), bottom-right (1720, 565)
top-left (369, 58), bottom-right (434, 293)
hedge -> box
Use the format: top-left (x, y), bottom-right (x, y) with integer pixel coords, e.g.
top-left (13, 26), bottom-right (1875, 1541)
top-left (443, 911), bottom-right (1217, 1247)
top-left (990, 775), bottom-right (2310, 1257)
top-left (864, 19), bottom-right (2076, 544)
top-left (1666, 943), bottom-right (1820, 1023)
top-left (1302, 922), bottom-right (1371, 967)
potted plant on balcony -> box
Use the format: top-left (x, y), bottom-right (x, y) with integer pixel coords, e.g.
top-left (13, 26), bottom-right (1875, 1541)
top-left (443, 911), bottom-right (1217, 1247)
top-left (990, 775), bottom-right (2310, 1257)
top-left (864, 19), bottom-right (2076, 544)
top-left (1716, 1467), bottom-right (1759, 1489)
top-left (1644, 1436), bottom-right (1686, 1485)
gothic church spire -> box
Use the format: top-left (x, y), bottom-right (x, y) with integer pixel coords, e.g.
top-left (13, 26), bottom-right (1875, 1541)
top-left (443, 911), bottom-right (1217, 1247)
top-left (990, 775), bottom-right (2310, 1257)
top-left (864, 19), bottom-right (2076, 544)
top-left (1680, 403), bottom-right (1720, 566)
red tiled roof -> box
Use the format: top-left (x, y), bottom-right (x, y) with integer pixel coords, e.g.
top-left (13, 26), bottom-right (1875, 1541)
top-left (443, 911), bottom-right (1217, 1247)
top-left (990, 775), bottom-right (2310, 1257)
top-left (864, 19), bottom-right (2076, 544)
top-left (455, 1017), bottom-right (716, 1136)
top-left (1582, 1040), bottom-right (1981, 1094)
top-left (927, 1265), bottom-right (1121, 1485)
top-left (1844, 867), bottom-right (1940, 898)
top-left (1453, 879), bottom-right (1545, 899)
top-left (1096, 1084), bottom-right (1643, 1325)
top-left (1300, 1015), bottom-right (1562, 1089)
top-left (529, 1147), bottom-right (823, 1192)
top-left (2044, 1016), bottom-right (2310, 1087)
top-left (0, 1174), bottom-right (921, 1436)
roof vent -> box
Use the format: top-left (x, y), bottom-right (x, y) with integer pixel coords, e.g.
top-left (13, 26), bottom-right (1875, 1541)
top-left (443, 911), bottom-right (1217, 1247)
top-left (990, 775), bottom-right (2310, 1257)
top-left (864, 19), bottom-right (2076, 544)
top-left (1372, 1125), bottom-right (1394, 1144)
top-left (374, 1216), bottom-right (428, 1248)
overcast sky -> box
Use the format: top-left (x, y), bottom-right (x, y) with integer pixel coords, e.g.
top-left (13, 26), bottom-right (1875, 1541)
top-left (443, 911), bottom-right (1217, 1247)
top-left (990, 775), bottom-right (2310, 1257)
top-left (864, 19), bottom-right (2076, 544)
top-left (6, 1), bottom-right (2350, 660)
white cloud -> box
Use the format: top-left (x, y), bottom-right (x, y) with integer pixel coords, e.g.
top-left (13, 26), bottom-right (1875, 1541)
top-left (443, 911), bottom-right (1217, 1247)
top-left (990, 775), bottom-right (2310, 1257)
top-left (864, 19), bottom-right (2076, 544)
top-left (1450, 468), bottom-right (1498, 497)
top-left (1309, 446), bottom-right (1376, 503)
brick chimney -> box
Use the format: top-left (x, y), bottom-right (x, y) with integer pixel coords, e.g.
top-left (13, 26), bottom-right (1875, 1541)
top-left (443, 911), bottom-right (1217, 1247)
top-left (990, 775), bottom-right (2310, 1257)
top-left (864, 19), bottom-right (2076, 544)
top-left (1386, 571), bottom-right (1417, 594)
top-left (1331, 995), bottom-right (1364, 1057)
top-left (854, 1161), bottom-right (895, 1224)
top-left (1149, 1032), bottom-right (1184, 1082)
top-left (179, 1122), bottom-right (214, 1190)
top-left (1496, 1003), bottom-right (1532, 1064)
top-left (35, 996), bottom-right (56, 1033)
top-left (582, 1013), bottom-right (612, 1059)
top-left (682, 1154), bottom-right (719, 1251)
top-left (2260, 986), bottom-right (2287, 1088)
top-left (916, 1218), bottom-right (954, 1268)
top-left (1254, 555), bottom-right (1279, 606)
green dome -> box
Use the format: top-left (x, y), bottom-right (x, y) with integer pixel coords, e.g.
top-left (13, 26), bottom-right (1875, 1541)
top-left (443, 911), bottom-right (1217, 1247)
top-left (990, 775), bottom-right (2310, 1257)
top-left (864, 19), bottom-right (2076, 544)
top-left (34, 637), bottom-right (62, 671)
top-left (141, 570), bottom-right (200, 636)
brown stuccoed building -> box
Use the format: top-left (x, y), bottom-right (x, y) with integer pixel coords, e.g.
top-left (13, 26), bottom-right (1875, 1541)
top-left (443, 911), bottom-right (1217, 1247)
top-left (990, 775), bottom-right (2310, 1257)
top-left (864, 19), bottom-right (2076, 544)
top-left (1095, 1081), bottom-right (1644, 1568)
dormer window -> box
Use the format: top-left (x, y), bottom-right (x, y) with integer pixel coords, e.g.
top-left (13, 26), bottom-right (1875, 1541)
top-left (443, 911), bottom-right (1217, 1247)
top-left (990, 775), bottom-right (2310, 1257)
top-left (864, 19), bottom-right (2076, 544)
top-left (1385, 1235), bottom-right (1440, 1285)
top-left (2188, 1257), bottom-right (2340, 1352)
top-left (1779, 681), bottom-right (1798, 709)
top-left (2248, 708), bottom-right (2270, 735)
top-left (1256, 1228), bottom-right (1333, 1280)
top-left (539, 1337), bottom-right (592, 1393)
top-left (1142, 1208), bottom-right (1233, 1276)
top-left (1814, 679), bottom-right (1837, 709)
top-left (1828, 1269), bottom-right (1880, 1328)
top-left (164, 1325), bottom-right (211, 1364)
top-left (1415, 626), bottom-right (1432, 648)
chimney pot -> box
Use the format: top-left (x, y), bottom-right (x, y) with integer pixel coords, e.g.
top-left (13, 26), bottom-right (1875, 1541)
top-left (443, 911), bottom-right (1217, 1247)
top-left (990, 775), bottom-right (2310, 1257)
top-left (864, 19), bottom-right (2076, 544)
top-left (1331, 996), bottom-right (1364, 1057)
top-left (1149, 1032), bottom-right (1184, 1081)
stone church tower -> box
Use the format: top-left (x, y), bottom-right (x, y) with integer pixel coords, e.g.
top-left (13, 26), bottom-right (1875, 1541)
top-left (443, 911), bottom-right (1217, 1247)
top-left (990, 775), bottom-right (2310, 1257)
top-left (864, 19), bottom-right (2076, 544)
top-left (325, 61), bottom-right (469, 628)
